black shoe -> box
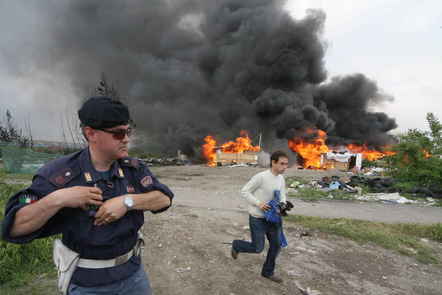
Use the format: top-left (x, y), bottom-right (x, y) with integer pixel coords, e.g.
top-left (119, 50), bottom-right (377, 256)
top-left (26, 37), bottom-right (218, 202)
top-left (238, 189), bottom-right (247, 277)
top-left (262, 274), bottom-right (283, 284)
top-left (231, 247), bottom-right (238, 260)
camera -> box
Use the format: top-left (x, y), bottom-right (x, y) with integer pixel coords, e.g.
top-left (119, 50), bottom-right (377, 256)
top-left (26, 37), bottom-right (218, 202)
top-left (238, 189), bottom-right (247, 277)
top-left (278, 200), bottom-right (294, 216)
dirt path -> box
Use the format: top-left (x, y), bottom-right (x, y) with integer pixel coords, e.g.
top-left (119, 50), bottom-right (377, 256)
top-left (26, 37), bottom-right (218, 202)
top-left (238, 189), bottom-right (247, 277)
top-left (139, 166), bottom-right (442, 295)
top-left (143, 205), bottom-right (442, 295)
top-left (6, 165), bottom-right (442, 295)
top-left (155, 165), bottom-right (442, 224)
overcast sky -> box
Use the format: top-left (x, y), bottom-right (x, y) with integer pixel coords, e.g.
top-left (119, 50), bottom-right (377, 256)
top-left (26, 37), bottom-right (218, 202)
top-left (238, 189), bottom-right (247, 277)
top-left (0, 0), bottom-right (441, 140)
top-left (286, 0), bottom-right (442, 134)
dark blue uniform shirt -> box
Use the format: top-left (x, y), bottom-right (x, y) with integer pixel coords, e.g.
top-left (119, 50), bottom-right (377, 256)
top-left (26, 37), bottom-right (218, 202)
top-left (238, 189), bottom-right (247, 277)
top-left (1, 148), bottom-right (174, 287)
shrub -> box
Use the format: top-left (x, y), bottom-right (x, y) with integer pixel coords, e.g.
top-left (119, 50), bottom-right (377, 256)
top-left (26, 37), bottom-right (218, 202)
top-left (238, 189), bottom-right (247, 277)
top-left (0, 182), bottom-right (56, 287)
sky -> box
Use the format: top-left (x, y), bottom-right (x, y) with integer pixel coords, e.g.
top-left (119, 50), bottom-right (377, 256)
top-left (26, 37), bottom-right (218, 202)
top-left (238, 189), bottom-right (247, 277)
top-left (0, 0), bottom-right (441, 140)
top-left (285, 0), bottom-right (442, 135)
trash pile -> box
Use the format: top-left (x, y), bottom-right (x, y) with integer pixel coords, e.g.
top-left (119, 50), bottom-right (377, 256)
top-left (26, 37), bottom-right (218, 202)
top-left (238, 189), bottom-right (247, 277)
top-left (347, 176), bottom-right (396, 193)
top-left (287, 174), bottom-right (441, 205)
top-left (287, 176), bottom-right (361, 194)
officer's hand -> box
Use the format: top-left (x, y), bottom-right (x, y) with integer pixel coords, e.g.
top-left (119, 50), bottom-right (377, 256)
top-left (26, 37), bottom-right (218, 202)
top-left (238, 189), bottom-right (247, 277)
top-left (55, 186), bottom-right (103, 209)
top-left (94, 197), bottom-right (127, 226)
top-left (259, 202), bottom-right (271, 211)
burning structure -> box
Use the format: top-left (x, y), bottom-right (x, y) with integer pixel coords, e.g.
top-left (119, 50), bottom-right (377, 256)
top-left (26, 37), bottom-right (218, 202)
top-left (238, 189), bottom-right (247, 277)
top-left (287, 128), bottom-right (395, 170)
top-left (203, 131), bottom-right (260, 167)
top-left (5, 0), bottom-right (397, 159)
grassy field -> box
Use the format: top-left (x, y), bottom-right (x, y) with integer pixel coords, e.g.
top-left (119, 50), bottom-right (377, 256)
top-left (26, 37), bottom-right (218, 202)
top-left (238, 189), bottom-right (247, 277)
top-left (0, 176), bottom-right (56, 291)
top-left (287, 215), bottom-right (442, 264)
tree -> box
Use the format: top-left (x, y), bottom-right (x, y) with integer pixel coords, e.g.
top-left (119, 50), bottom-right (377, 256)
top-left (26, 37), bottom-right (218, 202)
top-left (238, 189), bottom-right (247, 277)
top-left (0, 110), bottom-right (32, 147)
top-left (387, 113), bottom-right (442, 189)
top-left (426, 112), bottom-right (442, 155)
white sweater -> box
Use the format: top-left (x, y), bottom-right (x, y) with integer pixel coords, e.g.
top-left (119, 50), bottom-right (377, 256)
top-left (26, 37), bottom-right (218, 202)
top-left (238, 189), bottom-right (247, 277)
top-left (240, 169), bottom-right (286, 218)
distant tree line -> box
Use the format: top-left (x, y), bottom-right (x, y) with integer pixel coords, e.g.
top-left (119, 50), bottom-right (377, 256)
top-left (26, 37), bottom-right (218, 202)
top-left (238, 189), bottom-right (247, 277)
top-left (0, 110), bottom-right (32, 148)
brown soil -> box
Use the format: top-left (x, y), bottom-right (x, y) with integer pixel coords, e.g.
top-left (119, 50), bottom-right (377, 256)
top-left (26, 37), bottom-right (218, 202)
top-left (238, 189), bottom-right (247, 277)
top-left (6, 165), bottom-right (442, 295)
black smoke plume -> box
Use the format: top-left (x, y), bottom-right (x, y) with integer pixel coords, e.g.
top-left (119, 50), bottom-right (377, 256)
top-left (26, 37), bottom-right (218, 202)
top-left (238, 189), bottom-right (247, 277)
top-left (1, 0), bottom-right (397, 157)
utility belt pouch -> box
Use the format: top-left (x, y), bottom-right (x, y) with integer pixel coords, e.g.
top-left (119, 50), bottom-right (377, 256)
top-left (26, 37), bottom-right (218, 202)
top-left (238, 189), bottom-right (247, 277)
top-left (53, 239), bottom-right (80, 295)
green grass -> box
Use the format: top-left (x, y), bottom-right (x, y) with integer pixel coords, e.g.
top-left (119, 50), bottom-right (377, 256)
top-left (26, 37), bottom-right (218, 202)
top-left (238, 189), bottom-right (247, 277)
top-left (286, 176), bottom-right (309, 186)
top-left (286, 215), bottom-right (442, 264)
top-left (0, 168), bottom-right (33, 183)
top-left (0, 182), bottom-right (56, 289)
top-left (288, 187), bottom-right (357, 202)
top-left (434, 200), bottom-right (442, 207)
top-left (289, 187), bottom-right (327, 202)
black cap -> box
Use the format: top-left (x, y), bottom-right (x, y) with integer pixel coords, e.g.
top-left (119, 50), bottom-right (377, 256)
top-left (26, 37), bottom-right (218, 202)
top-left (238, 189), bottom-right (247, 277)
top-left (78, 96), bottom-right (131, 129)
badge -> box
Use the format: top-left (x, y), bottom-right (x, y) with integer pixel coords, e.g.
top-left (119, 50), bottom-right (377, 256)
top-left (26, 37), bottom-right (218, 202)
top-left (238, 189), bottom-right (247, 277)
top-left (140, 176), bottom-right (152, 187)
top-left (118, 168), bottom-right (125, 178)
top-left (84, 172), bottom-right (93, 183)
top-left (127, 185), bottom-right (135, 193)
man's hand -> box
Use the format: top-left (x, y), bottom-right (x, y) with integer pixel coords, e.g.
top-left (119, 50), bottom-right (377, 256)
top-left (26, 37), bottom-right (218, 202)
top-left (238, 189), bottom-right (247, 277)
top-left (54, 186), bottom-right (103, 210)
top-left (259, 202), bottom-right (271, 211)
top-left (94, 196), bottom-right (128, 226)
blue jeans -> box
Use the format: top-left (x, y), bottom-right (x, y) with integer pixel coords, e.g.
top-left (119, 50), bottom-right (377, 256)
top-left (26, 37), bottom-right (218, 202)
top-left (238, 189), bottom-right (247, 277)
top-left (68, 265), bottom-right (152, 295)
top-left (232, 215), bottom-right (282, 277)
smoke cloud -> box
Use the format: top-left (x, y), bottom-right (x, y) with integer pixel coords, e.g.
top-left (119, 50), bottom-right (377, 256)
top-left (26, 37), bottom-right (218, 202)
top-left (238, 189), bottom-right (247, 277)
top-left (0, 0), bottom-right (397, 156)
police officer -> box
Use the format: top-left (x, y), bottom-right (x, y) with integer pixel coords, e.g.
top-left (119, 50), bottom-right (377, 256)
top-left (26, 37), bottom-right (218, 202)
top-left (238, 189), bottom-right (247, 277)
top-left (1, 97), bottom-right (174, 294)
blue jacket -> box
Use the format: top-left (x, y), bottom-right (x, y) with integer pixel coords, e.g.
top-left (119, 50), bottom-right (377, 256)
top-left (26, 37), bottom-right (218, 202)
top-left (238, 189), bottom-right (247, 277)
top-left (263, 190), bottom-right (288, 248)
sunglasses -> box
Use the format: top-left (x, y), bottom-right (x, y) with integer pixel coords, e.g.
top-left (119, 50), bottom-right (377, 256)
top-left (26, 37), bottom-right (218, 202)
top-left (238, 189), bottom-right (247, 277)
top-left (96, 127), bottom-right (133, 140)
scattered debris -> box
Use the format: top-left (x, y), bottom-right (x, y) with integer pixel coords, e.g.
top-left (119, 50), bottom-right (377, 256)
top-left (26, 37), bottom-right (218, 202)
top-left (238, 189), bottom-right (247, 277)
top-left (348, 176), bottom-right (396, 193)
top-left (295, 281), bottom-right (321, 295)
top-left (176, 266), bottom-right (192, 273)
top-left (355, 192), bottom-right (418, 204)
top-left (288, 174), bottom-right (441, 204)
top-left (363, 167), bottom-right (386, 176)
top-left (299, 231), bottom-right (311, 238)
top-left (287, 270), bottom-right (301, 277)
top-left (142, 157), bottom-right (189, 166)
top-left (226, 163), bottom-right (250, 168)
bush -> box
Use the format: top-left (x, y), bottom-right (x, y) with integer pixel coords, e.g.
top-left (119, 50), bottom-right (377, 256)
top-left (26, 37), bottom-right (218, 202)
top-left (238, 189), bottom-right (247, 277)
top-left (0, 182), bottom-right (56, 287)
top-left (387, 113), bottom-right (442, 191)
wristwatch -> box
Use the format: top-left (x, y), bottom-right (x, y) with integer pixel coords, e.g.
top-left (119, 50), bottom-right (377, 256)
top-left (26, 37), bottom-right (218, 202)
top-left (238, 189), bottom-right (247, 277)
top-left (123, 196), bottom-right (134, 210)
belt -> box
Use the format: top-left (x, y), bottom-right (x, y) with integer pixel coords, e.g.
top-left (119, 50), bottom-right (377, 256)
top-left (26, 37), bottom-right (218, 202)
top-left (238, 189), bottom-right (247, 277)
top-left (76, 233), bottom-right (145, 269)
top-left (77, 249), bottom-right (135, 269)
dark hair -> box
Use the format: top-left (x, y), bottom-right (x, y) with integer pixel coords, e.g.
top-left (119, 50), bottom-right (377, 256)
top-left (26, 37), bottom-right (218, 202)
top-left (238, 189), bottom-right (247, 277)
top-left (270, 150), bottom-right (288, 167)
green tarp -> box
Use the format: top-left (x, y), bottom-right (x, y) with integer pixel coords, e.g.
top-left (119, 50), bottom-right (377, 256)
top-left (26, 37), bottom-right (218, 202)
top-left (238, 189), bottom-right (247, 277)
top-left (0, 144), bottom-right (60, 174)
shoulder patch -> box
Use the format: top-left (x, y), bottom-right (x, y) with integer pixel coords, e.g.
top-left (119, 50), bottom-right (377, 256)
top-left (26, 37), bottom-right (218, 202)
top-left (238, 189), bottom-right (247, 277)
top-left (140, 175), bottom-right (153, 187)
top-left (49, 168), bottom-right (78, 187)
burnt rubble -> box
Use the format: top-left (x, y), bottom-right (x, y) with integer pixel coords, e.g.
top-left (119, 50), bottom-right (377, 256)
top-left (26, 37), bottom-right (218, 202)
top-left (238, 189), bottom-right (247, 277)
top-left (141, 157), bottom-right (189, 167)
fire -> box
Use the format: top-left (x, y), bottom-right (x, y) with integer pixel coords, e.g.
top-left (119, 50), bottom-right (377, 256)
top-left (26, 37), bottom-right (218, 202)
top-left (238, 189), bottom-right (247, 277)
top-left (288, 129), bottom-right (329, 169)
top-left (346, 144), bottom-right (396, 161)
top-left (288, 129), bottom-right (396, 169)
top-left (202, 135), bottom-right (217, 167)
top-left (202, 131), bottom-right (260, 167)
top-left (423, 149), bottom-right (431, 158)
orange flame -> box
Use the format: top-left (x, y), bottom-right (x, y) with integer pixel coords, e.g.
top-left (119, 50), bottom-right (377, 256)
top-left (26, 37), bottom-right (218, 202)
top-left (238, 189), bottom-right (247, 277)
top-left (288, 129), bottom-right (397, 169)
top-left (202, 135), bottom-right (217, 167)
top-left (346, 144), bottom-right (396, 161)
top-left (288, 129), bottom-right (329, 169)
top-left (423, 149), bottom-right (431, 158)
top-left (202, 131), bottom-right (260, 167)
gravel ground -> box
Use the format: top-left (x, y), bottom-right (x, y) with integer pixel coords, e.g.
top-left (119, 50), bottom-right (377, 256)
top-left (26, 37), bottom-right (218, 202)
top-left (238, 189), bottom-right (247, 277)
top-left (5, 165), bottom-right (442, 295)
